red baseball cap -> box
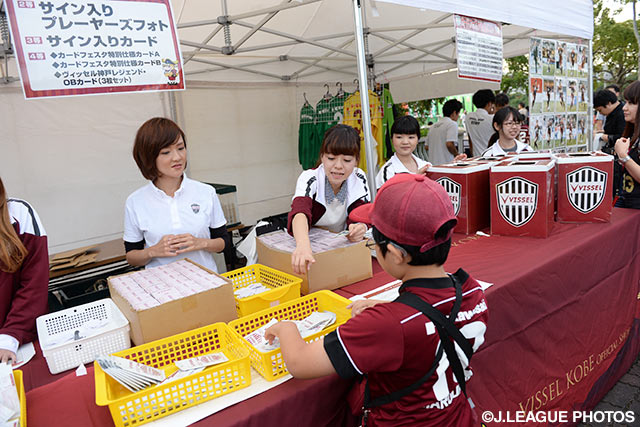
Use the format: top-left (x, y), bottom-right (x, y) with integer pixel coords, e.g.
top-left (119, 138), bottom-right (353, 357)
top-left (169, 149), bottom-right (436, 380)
top-left (350, 174), bottom-right (457, 252)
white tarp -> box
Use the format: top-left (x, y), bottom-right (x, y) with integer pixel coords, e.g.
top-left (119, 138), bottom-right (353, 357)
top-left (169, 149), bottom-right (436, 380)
top-left (379, 0), bottom-right (594, 40)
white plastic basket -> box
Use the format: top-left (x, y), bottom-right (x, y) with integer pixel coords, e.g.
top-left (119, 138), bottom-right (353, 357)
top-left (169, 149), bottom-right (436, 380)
top-left (36, 298), bottom-right (130, 374)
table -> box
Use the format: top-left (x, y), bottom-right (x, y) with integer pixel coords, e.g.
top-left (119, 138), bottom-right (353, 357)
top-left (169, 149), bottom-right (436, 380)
top-left (24, 208), bottom-right (640, 427)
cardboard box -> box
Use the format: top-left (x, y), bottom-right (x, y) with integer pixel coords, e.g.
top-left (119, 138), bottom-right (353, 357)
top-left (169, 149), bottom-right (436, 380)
top-left (428, 162), bottom-right (492, 234)
top-left (490, 158), bottom-right (556, 238)
top-left (108, 259), bottom-right (237, 346)
top-left (256, 233), bottom-right (372, 295)
top-left (555, 152), bottom-right (613, 223)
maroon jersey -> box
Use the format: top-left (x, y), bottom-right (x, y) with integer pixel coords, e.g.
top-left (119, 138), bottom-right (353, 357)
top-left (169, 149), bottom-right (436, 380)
top-left (324, 269), bottom-right (488, 426)
top-left (0, 199), bottom-right (49, 345)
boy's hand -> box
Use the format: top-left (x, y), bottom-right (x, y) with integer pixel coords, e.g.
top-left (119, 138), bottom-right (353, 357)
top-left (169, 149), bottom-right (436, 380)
top-left (347, 299), bottom-right (386, 317)
top-left (454, 153), bottom-right (468, 162)
top-left (264, 321), bottom-right (297, 345)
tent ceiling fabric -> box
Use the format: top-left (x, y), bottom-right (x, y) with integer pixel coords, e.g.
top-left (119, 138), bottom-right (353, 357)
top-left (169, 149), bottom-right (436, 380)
top-left (172, 0), bottom-right (592, 84)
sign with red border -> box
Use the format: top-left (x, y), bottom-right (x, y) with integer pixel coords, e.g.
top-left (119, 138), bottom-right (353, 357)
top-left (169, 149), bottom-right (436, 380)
top-left (454, 14), bottom-right (502, 83)
top-left (5, 0), bottom-right (184, 99)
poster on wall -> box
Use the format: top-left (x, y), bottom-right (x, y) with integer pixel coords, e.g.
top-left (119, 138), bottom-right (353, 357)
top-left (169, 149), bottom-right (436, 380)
top-left (5, 0), bottom-right (184, 99)
top-left (453, 15), bottom-right (503, 83)
top-left (528, 37), bottom-right (590, 152)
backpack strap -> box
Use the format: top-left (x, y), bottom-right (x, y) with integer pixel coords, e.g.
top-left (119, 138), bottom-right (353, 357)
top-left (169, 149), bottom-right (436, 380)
top-left (362, 275), bottom-right (472, 414)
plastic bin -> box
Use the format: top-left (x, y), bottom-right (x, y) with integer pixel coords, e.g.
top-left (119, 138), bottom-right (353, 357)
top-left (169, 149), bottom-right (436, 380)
top-left (13, 369), bottom-right (27, 427)
top-left (36, 298), bottom-right (130, 374)
top-left (206, 183), bottom-right (240, 227)
top-left (95, 322), bottom-right (250, 427)
top-left (228, 290), bottom-right (352, 380)
top-left (222, 264), bottom-right (302, 317)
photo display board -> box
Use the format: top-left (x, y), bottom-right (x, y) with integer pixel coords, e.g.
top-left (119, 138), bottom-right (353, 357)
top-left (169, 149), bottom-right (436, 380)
top-left (528, 38), bottom-right (590, 152)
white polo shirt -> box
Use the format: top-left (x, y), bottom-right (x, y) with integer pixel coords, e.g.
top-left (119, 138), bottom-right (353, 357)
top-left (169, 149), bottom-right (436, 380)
top-left (375, 153), bottom-right (430, 188)
top-left (124, 175), bottom-right (226, 272)
top-left (427, 117), bottom-right (458, 166)
top-left (482, 139), bottom-right (533, 156)
top-left (464, 109), bottom-right (495, 157)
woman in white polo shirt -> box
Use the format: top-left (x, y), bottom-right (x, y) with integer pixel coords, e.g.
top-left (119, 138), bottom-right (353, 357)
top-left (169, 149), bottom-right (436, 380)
top-left (482, 106), bottom-right (533, 157)
top-left (123, 118), bottom-right (230, 273)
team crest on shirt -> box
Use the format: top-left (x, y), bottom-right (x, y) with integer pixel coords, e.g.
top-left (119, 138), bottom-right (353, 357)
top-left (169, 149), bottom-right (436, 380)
top-left (190, 203), bottom-right (200, 214)
top-left (435, 177), bottom-right (461, 216)
top-left (566, 166), bottom-right (607, 213)
top-left (496, 177), bottom-right (538, 227)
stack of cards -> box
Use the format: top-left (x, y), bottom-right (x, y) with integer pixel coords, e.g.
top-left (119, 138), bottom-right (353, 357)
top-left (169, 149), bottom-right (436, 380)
top-left (96, 355), bottom-right (166, 393)
top-left (243, 311), bottom-right (337, 353)
top-left (109, 260), bottom-right (229, 311)
top-left (174, 352), bottom-right (229, 371)
top-left (0, 364), bottom-right (20, 427)
top-left (234, 282), bottom-right (271, 299)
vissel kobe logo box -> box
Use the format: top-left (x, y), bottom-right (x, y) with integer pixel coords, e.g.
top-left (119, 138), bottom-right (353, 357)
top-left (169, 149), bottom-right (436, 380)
top-left (428, 162), bottom-right (492, 234)
top-left (555, 152), bottom-right (613, 223)
top-left (490, 159), bottom-right (556, 238)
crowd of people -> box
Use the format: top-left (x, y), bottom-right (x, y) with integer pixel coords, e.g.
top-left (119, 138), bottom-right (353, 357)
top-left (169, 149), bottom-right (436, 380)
top-left (2, 82), bottom-right (640, 426)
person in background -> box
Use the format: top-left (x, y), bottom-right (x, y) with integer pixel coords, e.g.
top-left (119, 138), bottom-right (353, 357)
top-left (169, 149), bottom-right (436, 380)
top-left (495, 93), bottom-right (510, 109)
top-left (518, 102), bottom-right (529, 119)
top-left (288, 124), bottom-right (369, 274)
top-left (265, 173), bottom-right (489, 426)
top-left (124, 118), bottom-right (230, 272)
top-left (595, 84), bottom-right (623, 132)
top-left (482, 106), bottom-right (533, 156)
top-left (614, 81), bottom-right (640, 208)
top-left (594, 89), bottom-right (625, 153)
top-left (594, 89), bottom-right (626, 196)
top-left (427, 99), bottom-right (464, 165)
top-left (0, 177), bottom-right (48, 364)
top-left (376, 115), bottom-right (431, 188)
top-left (464, 89), bottom-right (496, 157)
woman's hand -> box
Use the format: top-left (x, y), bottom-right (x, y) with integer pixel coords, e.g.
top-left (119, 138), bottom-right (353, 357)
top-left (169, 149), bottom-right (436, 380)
top-left (347, 223), bottom-right (367, 242)
top-left (173, 233), bottom-right (205, 254)
top-left (148, 235), bottom-right (179, 258)
top-left (347, 299), bottom-right (385, 317)
top-left (0, 349), bottom-right (17, 364)
top-left (417, 163), bottom-right (431, 175)
top-left (292, 244), bottom-right (315, 275)
top-left (454, 153), bottom-right (468, 162)
top-left (615, 137), bottom-right (630, 158)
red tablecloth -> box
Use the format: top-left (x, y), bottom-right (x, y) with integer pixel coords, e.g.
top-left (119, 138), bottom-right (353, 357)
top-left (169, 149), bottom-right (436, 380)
top-left (24, 208), bottom-right (640, 427)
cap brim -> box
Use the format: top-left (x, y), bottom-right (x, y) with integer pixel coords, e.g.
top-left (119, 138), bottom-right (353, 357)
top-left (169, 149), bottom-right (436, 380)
top-left (349, 202), bottom-right (374, 225)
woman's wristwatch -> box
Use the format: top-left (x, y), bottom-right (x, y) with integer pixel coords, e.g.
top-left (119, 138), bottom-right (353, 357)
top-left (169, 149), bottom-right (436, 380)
top-left (619, 155), bottom-right (632, 165)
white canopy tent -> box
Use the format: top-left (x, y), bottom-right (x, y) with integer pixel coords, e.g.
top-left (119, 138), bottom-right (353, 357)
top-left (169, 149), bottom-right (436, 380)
top-left (0, 0), bottom-right (593, 251)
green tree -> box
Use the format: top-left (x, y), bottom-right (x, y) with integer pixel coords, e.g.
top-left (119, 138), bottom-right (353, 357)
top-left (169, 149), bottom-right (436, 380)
top-left (593, 0), bottom-right (639, 87)
top-left (500, 55), bottom-right (529, 100)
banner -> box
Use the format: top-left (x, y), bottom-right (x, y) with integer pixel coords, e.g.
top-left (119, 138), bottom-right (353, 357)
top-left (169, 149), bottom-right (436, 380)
top-left (454, 14), bottom-right (502, 83)
top-left (5, 0), bottom-right (184, 99)
top-left (528, 37), bottom-right (589, 152)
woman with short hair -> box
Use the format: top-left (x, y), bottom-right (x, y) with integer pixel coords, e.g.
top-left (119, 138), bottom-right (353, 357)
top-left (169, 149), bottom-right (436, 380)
top-left (123, 117), bottom-right (230, 271)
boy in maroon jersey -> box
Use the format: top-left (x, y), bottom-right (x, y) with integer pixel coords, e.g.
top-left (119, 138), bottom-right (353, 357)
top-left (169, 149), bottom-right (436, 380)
top-left (265, 173), bottom-right (489, 426)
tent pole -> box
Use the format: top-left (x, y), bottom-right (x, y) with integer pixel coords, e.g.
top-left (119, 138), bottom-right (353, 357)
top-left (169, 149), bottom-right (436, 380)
top-left (588, 39), bottom-right (594, 151)
top-left (353, 0), bottom-right (377, 199)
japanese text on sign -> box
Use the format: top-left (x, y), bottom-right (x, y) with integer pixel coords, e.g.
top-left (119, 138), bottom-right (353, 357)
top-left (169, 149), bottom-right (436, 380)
top-left (454, 15), bottom-right (503, 83)
top-left (5, 0), bottom-right (184, 99)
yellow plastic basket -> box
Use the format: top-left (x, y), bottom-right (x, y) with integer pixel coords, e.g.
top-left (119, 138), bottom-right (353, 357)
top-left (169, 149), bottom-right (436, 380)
top-left (14, 369), bottom-right (27, 427)
top-left (228, 290), bottom-right (352, 381)
top-left (94, 322), bottom-right (251, 427)
top-left (223, 264), bottom-right (302, 317)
